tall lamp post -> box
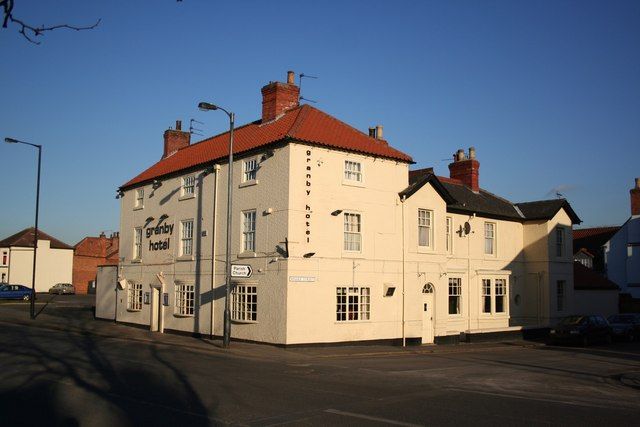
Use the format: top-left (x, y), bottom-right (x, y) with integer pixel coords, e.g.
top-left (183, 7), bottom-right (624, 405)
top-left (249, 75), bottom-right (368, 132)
top-left (197, 102), bottom-right (235, 348)
top-left (5, 137), bottom-right (41, 320)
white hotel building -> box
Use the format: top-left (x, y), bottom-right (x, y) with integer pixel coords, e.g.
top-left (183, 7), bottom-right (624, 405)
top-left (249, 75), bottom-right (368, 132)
top-left (111, 71), bottom-right (587, 345)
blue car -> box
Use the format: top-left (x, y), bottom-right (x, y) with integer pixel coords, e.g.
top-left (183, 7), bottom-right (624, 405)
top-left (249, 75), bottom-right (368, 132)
top-left (0, 284), bottom-right (33, 301)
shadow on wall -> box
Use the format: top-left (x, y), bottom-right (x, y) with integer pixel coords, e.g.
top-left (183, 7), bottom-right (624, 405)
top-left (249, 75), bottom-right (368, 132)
top-left (0, 328), bottom-right (214, 426)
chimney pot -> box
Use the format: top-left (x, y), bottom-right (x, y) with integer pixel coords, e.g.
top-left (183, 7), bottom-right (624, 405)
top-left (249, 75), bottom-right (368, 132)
top-left (469, 146), bottom-right (476, 159)
top-left (631, 177), bottom-right (640, 216)
top-left (456, 149), bottom-right (465, 161)
top-left (635, 177), bottom-right (640, 189)
top-left (287, 70), bottom-right (295, 85)
top-left (176, 120), bottom-right (182, 131)
top-left (375, 125), bottom-right (383, 140)
top-left (368, 127), bottom-right (376, 138)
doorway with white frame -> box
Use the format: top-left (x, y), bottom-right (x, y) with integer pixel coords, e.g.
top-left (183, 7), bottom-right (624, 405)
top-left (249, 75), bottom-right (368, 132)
top-left (422, 282), bottom-right (435, 344)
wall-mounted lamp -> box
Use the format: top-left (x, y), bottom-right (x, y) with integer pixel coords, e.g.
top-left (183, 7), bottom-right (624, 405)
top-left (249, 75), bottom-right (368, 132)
top-left (152, 179), bottom-right (162, 190)
top-left (115, 190), bottom-right (124, 199)
top-left (331, 209), bottom-right (343, 216)
top-left (303, 252), bottom-right (316, 258)
top-left (261, 150), bottom-right (275, 161)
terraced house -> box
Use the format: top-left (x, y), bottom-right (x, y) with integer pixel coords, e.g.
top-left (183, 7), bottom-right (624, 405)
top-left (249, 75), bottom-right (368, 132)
top-left (110, 72), bottom-right (588, 345)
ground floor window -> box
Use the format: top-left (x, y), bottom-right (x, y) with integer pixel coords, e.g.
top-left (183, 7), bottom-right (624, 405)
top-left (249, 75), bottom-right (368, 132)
top-left (232, 284), bottom-right (257, 322)
top-left (482, 279), bottom-right (491, 313)
top-left (336, 287), bottom-right (370, 321)
top-left (448, 278), bottom-right (462, 315)
top-left (495, 279), bottom-right (506, 313)
top-left (174, 282), bottom-right (195, 316)
top-left (557, 280), bottom-right (565, 312)
top-left (127, 281), bottom-right (143, 311)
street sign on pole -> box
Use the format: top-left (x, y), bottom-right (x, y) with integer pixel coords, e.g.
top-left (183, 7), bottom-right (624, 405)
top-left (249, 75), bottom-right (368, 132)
top-left (231, 264), bottom-right (253, 278)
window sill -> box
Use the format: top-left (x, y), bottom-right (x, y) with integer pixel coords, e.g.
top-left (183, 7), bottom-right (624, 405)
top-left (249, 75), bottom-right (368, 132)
top-left (342, 179), bottom-right (365, 188)
top-left (176, 255), bottom-right (194, 262)
top-left (232, 319), bottom-right (258, 324)
top-left (179, 194), bottom-right (195, 201)
top-left (335, 320), bottom-right (372, 324)
top-left (342, 251), bottom-right (364, 259)
top-left (417, 246), bottom-right (434, 253)
top-left (131, 258), bottom-right (142, 264)
top-left (127, 309), bottom-right (142, 313)
top-left (133, 206), bottom-right (144, 211)
top-left (173, 313), bottom-right (195, 318)
top-left (238, 251), bottom-right (257, 258)
top-left (239, 179), bottom-right (259, 188)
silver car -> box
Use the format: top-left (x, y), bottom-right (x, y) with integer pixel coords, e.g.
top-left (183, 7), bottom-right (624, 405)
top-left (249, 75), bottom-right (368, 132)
top-left (49, 283), bottom-right (75, 295)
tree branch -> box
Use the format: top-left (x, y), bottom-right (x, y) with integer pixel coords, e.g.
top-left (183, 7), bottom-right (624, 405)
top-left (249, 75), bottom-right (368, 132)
top-left (1, 0), bottom-right (100, 45)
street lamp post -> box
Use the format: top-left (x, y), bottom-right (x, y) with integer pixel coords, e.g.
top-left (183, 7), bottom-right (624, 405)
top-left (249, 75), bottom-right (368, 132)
top-left (5, 137), bottom-right (41, 320)
top-left (198, 102), bottom-right (235, 348)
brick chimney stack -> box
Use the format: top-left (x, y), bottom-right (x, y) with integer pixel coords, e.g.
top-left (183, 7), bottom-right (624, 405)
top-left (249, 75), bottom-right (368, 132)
top-left (631, 177), bottom-right (640, 216)
top-left (448, 147), bottom-right (480, 192)
top-left (163, 120), bottom-right (191, 159)
top-left (261, 70), bottom-right (300, 123)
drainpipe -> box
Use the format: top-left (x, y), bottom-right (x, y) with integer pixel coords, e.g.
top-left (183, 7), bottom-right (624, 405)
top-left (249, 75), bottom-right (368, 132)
top-left (210, 164), bottom-right (220, 339)
top-left (401, 195), bottom-right (406, 347)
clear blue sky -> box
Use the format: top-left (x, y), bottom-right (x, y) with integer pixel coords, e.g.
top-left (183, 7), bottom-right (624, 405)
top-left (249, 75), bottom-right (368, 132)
top-left (1, 0), bottom-right (639, 245)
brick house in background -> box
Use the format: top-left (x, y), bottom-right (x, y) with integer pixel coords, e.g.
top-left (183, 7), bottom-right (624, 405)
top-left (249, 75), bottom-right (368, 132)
top-left (73, 232), bottom-right (119, 294)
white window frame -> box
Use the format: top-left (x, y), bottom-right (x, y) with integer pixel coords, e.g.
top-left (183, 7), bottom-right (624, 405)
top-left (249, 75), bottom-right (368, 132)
top-left (557, 280), bottom-right (565, 312)
top-left (556, 227), bottom-right (565, 257)
top-left (484, 222), bottom-right (496, 255)
top-left (133, 227), bottom-right (142, 260)
top-left (242, 158), bottom-right (258, 183)
top-left (418, 209), bottom-right (433, 248)
top-left (448, 277), bottom-right (462, 315)
top-left (482, 279), bottom-right (492, 314)
top-left (174, 282), bottom-right (195, 317)
top-left (343, 160), bottom-right (363, 183)
top-left (242, 210), bottom-right (256, 252)
top-left (343, 212), bottom-right (362, 252)
top-left (336, 287), bottom-right (370, 322)
top-left (127, 281), bottom-right (143, 311)
top-left (232, 284), bottom-right (257, 322)
top-left (494, 278), bottom-right (506, 313)
top-left (180, 219), bottom-right (194, 257)
top-left (182, 175), bottom-right (195, 197)
top-left (134, 188), bottom-right (144, 209)
top-left (446, 216), bottom-right (453, 253)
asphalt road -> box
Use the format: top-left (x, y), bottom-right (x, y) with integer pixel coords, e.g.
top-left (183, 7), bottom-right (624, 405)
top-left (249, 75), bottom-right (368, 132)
top-left (1, 296), bottom-right (639, 426)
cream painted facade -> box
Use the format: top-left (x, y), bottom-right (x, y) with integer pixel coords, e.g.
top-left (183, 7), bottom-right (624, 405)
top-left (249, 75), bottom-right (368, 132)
top-left (0, 240), bottom-right (73, 292)
top-left (116, 141), bottom-right (577, 345)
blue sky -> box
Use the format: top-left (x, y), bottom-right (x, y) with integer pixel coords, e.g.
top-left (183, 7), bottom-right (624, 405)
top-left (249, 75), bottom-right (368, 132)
top-left (1, 0), bottom-right (639, 245)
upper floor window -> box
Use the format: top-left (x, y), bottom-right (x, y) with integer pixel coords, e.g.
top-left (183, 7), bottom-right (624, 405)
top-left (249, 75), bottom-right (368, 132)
top-left (242, 210), bottom-right (256, 252)
top-left (1, 251), bottom-right (7, 266)
top-left (133, 227), bottom-right (142, 260)
top-left (181, 220), bottom-right (194, 256)
top-left (446, 217), bottom-right (453, 253)
top-left (556, 227), bottom-right (565, 257)
top-left (135, 188), bottom-right (144, 208)
top-left (418, 209), bottom-right (433, 248)
top-left (243, 159), bottom-right (258, 182)
top-left (484, 222), bottom-right (495, 255)
top-left (343, 213), bottom-right (362, 252)
top-left (344, 160), bottom-right (362, 182)
top-left (182, 175), bottom-right (195, 197)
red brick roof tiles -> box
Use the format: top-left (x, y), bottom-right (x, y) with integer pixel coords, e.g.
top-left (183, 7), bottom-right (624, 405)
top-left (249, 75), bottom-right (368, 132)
top-left (122, 105), bottom-right (413, 189)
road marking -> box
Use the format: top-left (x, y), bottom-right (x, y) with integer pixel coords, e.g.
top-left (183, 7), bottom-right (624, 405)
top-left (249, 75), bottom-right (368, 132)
top-left (446, 387), bottom-right (637, 410)
top-left (324, 409), bottom-right (423, 426)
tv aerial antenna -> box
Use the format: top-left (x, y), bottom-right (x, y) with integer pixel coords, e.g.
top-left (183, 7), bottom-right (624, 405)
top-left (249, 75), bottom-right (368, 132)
top-left (189, 118), bottom-right (204, 136)
top-left (299, 72), bottom-right (318, 104)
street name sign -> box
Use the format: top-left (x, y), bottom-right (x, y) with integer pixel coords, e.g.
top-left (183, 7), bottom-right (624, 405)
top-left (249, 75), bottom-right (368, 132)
top-left (231, 264), bottom-right (253, 278)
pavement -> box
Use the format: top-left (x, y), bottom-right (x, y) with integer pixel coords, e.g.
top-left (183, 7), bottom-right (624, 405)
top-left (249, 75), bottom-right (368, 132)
top-left (0, 293), bottom-right (546, 360)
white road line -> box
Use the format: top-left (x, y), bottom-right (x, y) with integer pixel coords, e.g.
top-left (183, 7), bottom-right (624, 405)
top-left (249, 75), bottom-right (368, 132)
top-left (446, 387), bottom-right (636, 410)
top-left (324, 409), bottom-right (423, 426)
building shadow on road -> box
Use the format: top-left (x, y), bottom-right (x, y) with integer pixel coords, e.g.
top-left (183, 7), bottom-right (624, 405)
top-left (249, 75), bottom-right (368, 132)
top-left (0, 326), bottom-right (215, 426)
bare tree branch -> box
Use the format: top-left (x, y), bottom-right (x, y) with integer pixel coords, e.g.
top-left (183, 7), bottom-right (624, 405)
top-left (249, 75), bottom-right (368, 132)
top-left (1, 0), bottom-right (100, 45)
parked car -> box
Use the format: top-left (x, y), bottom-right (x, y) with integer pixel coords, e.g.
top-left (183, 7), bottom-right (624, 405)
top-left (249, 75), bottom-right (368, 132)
top-left (48, 283), bottom-right (75, 295)
top-left (607, 314), bottom-right (640, 342)
top-left (549, 315), bottom-right (612, 346)
top-left (0, 284), bottom-right (33, 301)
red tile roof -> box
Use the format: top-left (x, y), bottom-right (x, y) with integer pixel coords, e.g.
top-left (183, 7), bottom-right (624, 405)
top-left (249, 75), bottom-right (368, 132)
top-left (573, 226), bottom-right (620, 240)
top-left (122, 105), bottom-right (413, 189)
top-left (0, 227), bottom-right (73, 250)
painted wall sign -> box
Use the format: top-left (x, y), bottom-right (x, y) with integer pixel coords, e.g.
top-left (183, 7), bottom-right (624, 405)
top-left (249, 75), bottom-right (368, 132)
top-left (289, 276), bottom-right (316, 282)
top-left (305, 149), bottom-right (312, 243)
top-left (146, 222), bottom-right (174, 252)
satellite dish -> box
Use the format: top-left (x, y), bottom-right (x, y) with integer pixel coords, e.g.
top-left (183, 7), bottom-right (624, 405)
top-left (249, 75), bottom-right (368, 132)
top-left (463, 222), bottom-right (471, 235)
